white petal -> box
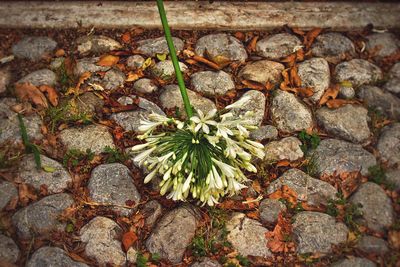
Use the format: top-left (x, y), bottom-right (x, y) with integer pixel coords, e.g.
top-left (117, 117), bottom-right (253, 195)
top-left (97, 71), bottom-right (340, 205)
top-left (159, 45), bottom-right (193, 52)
top-left (144, 168), bottom-right (158, 183)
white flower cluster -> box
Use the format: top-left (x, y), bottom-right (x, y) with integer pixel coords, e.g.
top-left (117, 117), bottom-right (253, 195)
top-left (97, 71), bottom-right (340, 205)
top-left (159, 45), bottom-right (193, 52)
top-left (131, 96), bottom-right (265, 206)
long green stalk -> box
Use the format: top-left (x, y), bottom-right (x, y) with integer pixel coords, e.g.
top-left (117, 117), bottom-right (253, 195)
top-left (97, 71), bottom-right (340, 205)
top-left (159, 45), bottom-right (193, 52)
top-left (156, 0), bottom-right (193, 118)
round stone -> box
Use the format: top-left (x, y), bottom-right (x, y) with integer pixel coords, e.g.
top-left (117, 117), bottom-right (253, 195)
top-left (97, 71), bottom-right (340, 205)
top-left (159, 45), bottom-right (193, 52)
top-left (271, 90), bottom-right (313, 133)
top-left (195, 33), bottom-right (247, 62)
top-left (17, 69), bottom-right (57, 87)
top-left (12, 193), bottom-right (74, 239)
top-left (12, 36), bottom-right (57, 61)
top-left (151, 60), bottom-right (188, 80)
top-left (102, 69), bottom-right (125, 90)
top-left (256, 33), bottom-right (302, 60)
top-left (229, 90), bottom-right (266, 126)
top-left (88, 163), bottom-right (141, 215)
top-left (377, 123), bottom-right (400, 166)
top-left (74, 57), bottom-right (111, 76)
top-left (366, 33), bottom-right (399, 59)
top-left (146, 205), bottom-right (199, 264)
top-left (316, 105), bottom-right (371, 144)
top-left (250, 125), bottom-right (278, 141)
top-left (266, 168), bottom-right (337, 206)
top-left (18, 154), bottom-right (72, 193)
top-left (26, 247), bottom-right (88, 267)
top-left (384, 62), bottom-right (400, 95)
top-left (126, 55), bottom-right (145, 69)
top-left (292, 211), bottom-right (348, 254)
top-left (332, 257), bottom-right (377, 267)
top-left (76, 35), bottom-right (122, 55)
top-left (259, 198), bottom-right (287, 225)
top-left (60, 124), bottom-right (115, 154)
top-left (356, 235), bottom-right (389, 254)
top-left (297, 57), bottom-right (330, 103)
top-left (136, 36), bottom-right (184, 57)
top-left (311, 32), bottom-right (355, 63)
top-left (334, 59), bottom-right (382, 87)
top-left (0, 180), bottom-right (17, 210)
top-left (191, 70), bottom-right (235, 96)
top-left (0, 68), bottom-right (11, 94)
top-left (313, 139), bottom-right (376, 176)
top-left (142, 200), bottom-right (163, 229)
top-left (226, 213), bottom-right (272, 257)
top-left (264, 137), bottom-right (304, 162)
top-left (350, 182), bottom-right (394, 232)
top-left (80, 216), bottom-right (126, 266)
top-left (238, 60), bottom-right (284, 86)
top-left (133, 78), bottom-right (158, 94)
top-left (191, 258), bottom-right (221, 267)
top-left (0, 234), bottom-right (19, 263)
top-left (339, 85), bottom-right (355, 99)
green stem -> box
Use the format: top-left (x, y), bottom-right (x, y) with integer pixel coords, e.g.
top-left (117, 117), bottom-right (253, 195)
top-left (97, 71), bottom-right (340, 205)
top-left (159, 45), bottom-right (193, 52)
top-left (156, 0), bottom-right (193, 118)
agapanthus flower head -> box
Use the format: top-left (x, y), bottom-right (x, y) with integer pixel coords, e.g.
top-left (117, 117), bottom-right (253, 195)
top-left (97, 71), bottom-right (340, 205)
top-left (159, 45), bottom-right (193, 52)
top-left (131, 106), bottom-right (265, 206)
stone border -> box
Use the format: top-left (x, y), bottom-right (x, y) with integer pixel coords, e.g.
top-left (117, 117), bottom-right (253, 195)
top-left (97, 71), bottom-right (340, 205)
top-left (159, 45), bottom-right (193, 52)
top-left (0, 1), bottom-right (399, 30)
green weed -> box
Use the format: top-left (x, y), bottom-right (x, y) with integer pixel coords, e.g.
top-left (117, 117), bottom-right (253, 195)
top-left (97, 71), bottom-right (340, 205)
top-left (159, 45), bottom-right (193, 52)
top-left (63, 149), bottom-right (94, 169)
top-left (368, 165), bottom-right (395, 189)
top-left (103, 146), bottom-right (128, 163)
top-left (326, 193), bottom-right (363, 232)
top-left (298, 130), bottom-right (320, 154)
top-left (46, 101), bottom-right (92, 132)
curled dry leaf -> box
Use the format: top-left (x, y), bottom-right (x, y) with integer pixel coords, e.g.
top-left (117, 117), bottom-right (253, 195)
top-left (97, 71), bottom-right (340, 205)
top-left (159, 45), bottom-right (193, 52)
top-left (265, 213), bottom-right (295, 253)
top-left (122, 231), bottom-right (138, 251)
top-left (304, 28), bottom-right (322, 49)
top-left (126, 69), bottom-right (144, 82)
top-left (97, 55), bottom-right (120, 67)
top-left (66, 71), bottom-right (92, 95)
top-left (247, 35), bottom-right (259, 52)
top-left (121, 32), bottom-right (131, 43)
top-left (18, 183), bottom-right (38, 206)
top-left (241, 79), bottom-right (265, 91)
top-left (39, 85), bottom-right (59, 106)
top-left (268, 185), bottom-right (298, 205)
top-left (14, 82), bottom-right (48, 108)
top-left (192, 55), bottom-right (221, 70)
top-left (319, 85), bottom-right (340, 106)
top-left (290, 66), bottom-right (302, 87)
top-left (326, 99), bottom-right (359, 109)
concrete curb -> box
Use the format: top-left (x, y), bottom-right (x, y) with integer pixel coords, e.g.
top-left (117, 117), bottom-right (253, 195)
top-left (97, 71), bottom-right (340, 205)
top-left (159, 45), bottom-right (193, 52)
top-left (0, 1), bottom-right (399, 30)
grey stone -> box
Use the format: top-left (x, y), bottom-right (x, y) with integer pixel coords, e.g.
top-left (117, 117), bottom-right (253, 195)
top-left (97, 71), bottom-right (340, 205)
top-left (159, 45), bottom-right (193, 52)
top-left (126, 55), bottom-right (145, 69)
top-left (0, 180), bottom-right (17, 210)
top-left (298, 58), bottom-right (330, 103)
top-left (142, 200), bottom-right (163, 229)
top-left (357, 85), bottom-right (400, 120)
top-left (293, 211), bottom-right (348, 254)
top-left (0, 68), bottom-right (11, 94)
top-left (238, 60), bottom-right (284, 86)
top-left (250, 125), bottom-right (278, 141)
top-left (335, 59), bottom-right (382, 87)
top-left (12, 36), bottom-right (57, 61)
top-left (17, 69), bottom-right (57, 86)
top-left (26, 247), bottom-right (88, 267)
top-left (366, 33), bottom-right (399, 59)
top-left (12, 193), bottom-right (74, 239)
top-left (271, 90), bottom-right (313, 133)
top-left (80, 216), bottom-right (126, 266)
top-left (137, 36), bottom-right (184, 56)
top-left (73, 92), bottom-right (104, 117)
top-left (195, 33), bottom-right (247, 62)
top-left (356, 235), bottom-right (389, 254)
top-left (230, 90), bottom-right (266, 126)
top-left (350, 182), bottom-right (394, 232)
top-left (0, 234), bottom-right (19, 263)
top-left (267, 169), bottom-right (337, 206)
top-left (133, 78), bottom-right (158, 94)
top-left (259, 198), bottom-right (287, 224)
top-left (151, 60), bottom-right (188, 80)
top-left (74, 57), bottom-right (111, 76)
top-left (191, 70), bottom-right (234, 96)
top-left (60, 124), bottom-right (115, 154)
top-left (191, 258), bottom-right (222, 267)
top-left (88, 163), bottom-right (140, 215)
top-left (50, 57), bottom-right (65, 70)
top-left (111, 96), bottom-right (164, 132)
top-left (226, 213), bottom-right (271, 257)
top-left (331, 257), bottom-right (377, 267)
top-left (313, 139), bottom-right (376, 176)
top-left (102, 69), bottom-right (125, 90)
top-left (146, 205), bottom-right (198, 264)
top-left (76, 35), bottom-right (122, 55)
top-left (316, 105), bottom-right (370, 143)
top-left (256, 33), bottom-right (302, 60)
top-left (311, 32), bottom-right (355, 63)
top-left (160, 84), bottom-right (216, 119)
top-left (387, 169), bottom-right (400, 190)
top-left (384, 62), bottom-right (400, 95)
top-left (377, 123), bottom-right (400, 166)
top-left (0, 98), bottom-right (43, 144)
top-left (18, 154), bottom-right (72, 193)
top-left (264, 137), bottom-right (304, 162)
top-left (339, 85), bottom-right (355, 99)
top-left (126, 247), bottom-right (138, 263)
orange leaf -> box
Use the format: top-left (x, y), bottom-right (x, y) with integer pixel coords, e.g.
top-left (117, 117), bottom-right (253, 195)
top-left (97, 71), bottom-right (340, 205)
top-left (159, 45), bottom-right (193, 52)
top-left (39, 85), bottom-right (59, 106)
top-left (265, 213), bottom-right (294, 253)
top-left (121, 32), bottom-right (131, 43)
top-left (319, 85), bottom-right (339, 106)
top-left (122, 231), bottom-right (138, 251)
top-left (192, 55), bottom-right (221, 70)
top-left (246, 210), bottom-right (260, 220)
top-left (241, 79), bottom-right (265, 91)
top-left (326, 99), bottom-right (359, 109)
top-left (247, 36), bottom-right (259, 52)
top-left (18, 183), bottom-right (37, 206)
top-left (276, 160), bottom-right (290, 167)
top-left (290, 66), bottom-right (302, 87)
top-left (304, 28), bottom-right (322, 49)
top-left (126, 70), bottom-right (144, 82)
top-left (55, 49), bottom-right (65, 57)
top-left (14, 83), bottom-right (48, 108)
top-left (269, 185), bottom-right (298, 205)
top-left (97, 55), bottom-right (120, 67)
